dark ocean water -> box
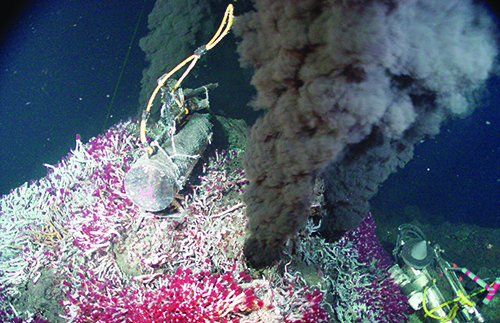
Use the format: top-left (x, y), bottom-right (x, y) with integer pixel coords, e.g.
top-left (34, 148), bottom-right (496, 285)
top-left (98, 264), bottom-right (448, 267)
top-left (0, 0), bottom-right (499, 229)
top-left (0, 0), bottom-right (155, 194)
top-left (371, 77), bottom-right (500, 228)
top-left (0, 0), bottom-right (254, 197)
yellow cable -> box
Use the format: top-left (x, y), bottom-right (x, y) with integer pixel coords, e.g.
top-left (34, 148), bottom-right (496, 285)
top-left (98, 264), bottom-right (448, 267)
top-left (423, 286), bottom-right (476, 322)
top-left (423, 286), bottom-right (444, 320)
top-left (206, 3), bottom-right (234, 49)
top-left (172, 3), bottom-right (233, 90)
top-left (457, 289), bottom-right (475, 307)
top-left (172, 55), bottom-right (200, 91)
top-left (423, 286), bottom-right (455, 322)
top-left (470, 288), bottom-right (486, 298)
top-left (140, 4), bottom-right (234, 151)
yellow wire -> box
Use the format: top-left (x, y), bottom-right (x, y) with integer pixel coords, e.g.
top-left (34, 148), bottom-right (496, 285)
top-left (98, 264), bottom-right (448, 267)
top-left (423, 286), bottom-right (476, 322)
top-left (172, 55), bottom-right (200, 91)
top-left (140, 4), bottom-right (234, 149)
top-left (206, 3), bottom-right (234, 49)
top-left (423, 286), bottom-right (445, 321)
top-left (172, 3), bottom-right (233, 91)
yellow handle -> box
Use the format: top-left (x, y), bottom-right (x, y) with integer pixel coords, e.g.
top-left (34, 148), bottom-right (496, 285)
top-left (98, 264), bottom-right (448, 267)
top-left (140, 4), bottom-right (234, 149)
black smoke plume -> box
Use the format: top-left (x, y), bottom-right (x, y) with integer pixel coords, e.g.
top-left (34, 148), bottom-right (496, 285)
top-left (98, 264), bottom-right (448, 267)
top-left (235, 0), bottom-right (498, 268)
